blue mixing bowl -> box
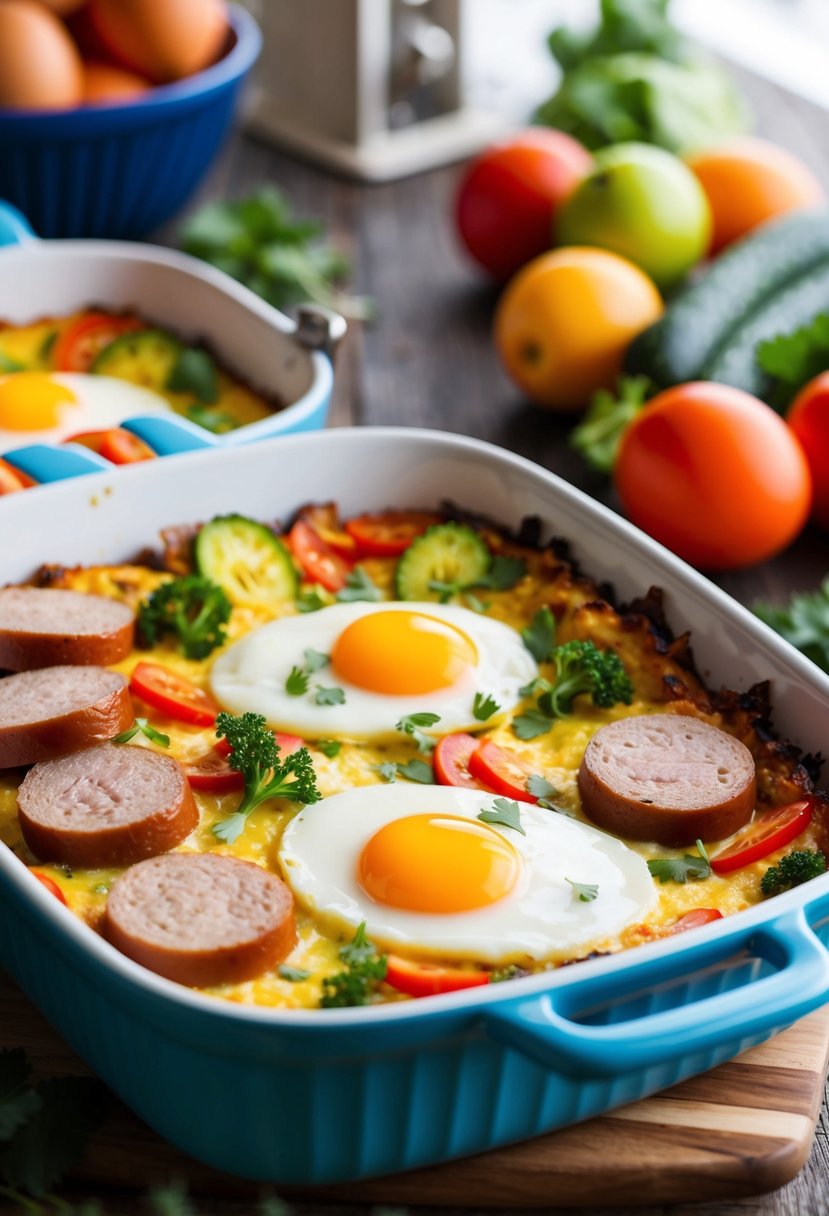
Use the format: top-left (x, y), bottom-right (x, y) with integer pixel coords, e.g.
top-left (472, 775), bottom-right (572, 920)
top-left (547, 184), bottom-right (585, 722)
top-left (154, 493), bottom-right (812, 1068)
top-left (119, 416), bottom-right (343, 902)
top-left (0, 4), bottom-right (261, 239)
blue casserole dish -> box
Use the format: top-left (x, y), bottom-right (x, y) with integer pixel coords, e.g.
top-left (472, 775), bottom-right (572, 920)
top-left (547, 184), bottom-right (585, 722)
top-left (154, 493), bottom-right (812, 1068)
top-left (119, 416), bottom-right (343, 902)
top-left (1, 428), bottom-right (828, 1185)
top-left (0, 200), bottom-right (337, 485)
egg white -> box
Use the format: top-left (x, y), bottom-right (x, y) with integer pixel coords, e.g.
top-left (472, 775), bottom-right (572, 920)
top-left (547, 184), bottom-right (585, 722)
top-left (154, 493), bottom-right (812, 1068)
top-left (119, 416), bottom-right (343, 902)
top-left (0, 373), bottom-right (172, 453)
top-left (209, 601), bottom-right (538, 742)
top-left (279, 785), bottom-right (657, 963)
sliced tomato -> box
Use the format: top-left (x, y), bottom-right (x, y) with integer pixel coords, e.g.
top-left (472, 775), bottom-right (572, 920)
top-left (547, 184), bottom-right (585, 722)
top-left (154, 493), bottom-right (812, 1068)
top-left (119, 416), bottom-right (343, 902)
top-left (0, 458), bottom-right (34, 494)
top-left (130, 661), bottom-right (219, 727)
top-left (184, 750), bottom-right (244, 792)
top-left (345, 511), bottom-right (441, 557)
top-left (468, 740), bottom-right (537, 804)
top-left (710, 799), bottom-right (814, 875)
top-left (65, 428), bottom-right (155, 465)
top-left (29, 870), bottom-right (68, 905)
top-left (288, 519), bottom-right (351, 592)
top-left (53, 312), bottom-right (141, 373)
top-left (434, 733), bottom-right (493, 791)
top-left (215, 732), bottom-right (304, 758)
top-left (385, 955), bottom-right (491, 998)
top-left (665, 909), bottom-right (723, 935)
top-left (297, 503), bottom-right (358, 558)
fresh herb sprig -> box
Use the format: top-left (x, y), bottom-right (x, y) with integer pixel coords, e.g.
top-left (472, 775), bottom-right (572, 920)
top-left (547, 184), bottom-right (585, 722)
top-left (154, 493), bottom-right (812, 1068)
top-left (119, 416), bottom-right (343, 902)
top-left (757, 313), bottom-right (829, 409)
top-left (472, 692), bottom-right (501, 721)
top-left (285, 648), bottom-right (330, 696)
top-left (213, 712), bottom-right (320, 844)
top-left (429, 554), bottom-right (526, 606)
top-left (570, 376), bottom-right (652, 473)
top-left (521, 606), bottom-right (556, 662)
top-left (336, 568), bottom-right (383, 603)
top-left (567, 878), bottom-right (599, 902)
top-left (648, 840), bottom-right (712, 884)
top-left (320, 922), bottom-right (387, 1008)
top-left (112, 718), bottom-right (170, 748)
top-left (755, 580), bottom-right (829, 673)
top-left (138, 574), bottom-right (232, 660)
top-left (396, 711), bottom-right (441, 754)
top-left (478, 797), bottom-right (526, 836)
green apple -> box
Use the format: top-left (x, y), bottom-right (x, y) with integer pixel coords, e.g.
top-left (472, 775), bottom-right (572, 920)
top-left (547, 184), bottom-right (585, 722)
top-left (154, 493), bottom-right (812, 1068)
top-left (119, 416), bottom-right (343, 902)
top-left (555, 143), bottom-right (711, 290)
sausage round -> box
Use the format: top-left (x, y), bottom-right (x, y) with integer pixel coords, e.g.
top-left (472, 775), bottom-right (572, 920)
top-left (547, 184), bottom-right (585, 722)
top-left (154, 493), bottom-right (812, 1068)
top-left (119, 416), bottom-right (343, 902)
top-left (0, 666), bottom-right (133, 768)
top-left (104, 853), bottom-right (297, 987)
top-left (0, 587), bottom-right (134, 670)
top-left (18, 742), bottom-right (198, 868)
top-left (578, 713), bottom-right (756, 847)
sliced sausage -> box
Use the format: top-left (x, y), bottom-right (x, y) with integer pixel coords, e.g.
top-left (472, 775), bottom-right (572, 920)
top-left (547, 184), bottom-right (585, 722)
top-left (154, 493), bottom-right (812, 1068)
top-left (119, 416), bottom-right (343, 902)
top-left (578, 713), bottom-right (756, 847)
top-left (0, 587), bottom-right (135, 671)
top-left (0, 666), bottom-right (133, 769)
top-left (18, 742), bottom-right (198, 868)
top-left (104, 853), bottom-right (297, 987)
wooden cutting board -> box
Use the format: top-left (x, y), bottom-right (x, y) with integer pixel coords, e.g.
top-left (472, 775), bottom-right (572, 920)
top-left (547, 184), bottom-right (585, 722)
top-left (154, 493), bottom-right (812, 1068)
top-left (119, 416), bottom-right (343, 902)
top-left (2, 972), bottom-right (828, 1208)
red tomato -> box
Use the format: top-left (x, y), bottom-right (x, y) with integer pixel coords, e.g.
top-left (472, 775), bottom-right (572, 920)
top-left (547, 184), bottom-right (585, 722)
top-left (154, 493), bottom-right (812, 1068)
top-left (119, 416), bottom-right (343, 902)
top-left (615, 383), bottom-right (812, 569)
top-left (0, 458), bottom-right (34, 494)
top-left (130, 661), bottom-right (219, 727)
top-left (455, 129), bottom-right (592, 281)
top-left (53, 312), bottom-right (141, 372)
top-left (434, 734), bottom-right (494, 791)
top-left (710, 800), bottom-right (814, 875)
top-left (215, 732), bottom-right (304, 758)
top-left (665, 909), bottom-right (723, 935)
top-left (345, 511), bottom-right (442, 557)
top-left (29, 870), bottom-right (68, 905)
top-left (297, 504), bottom-right (358, 558)
top-left (787, 372), bottom-right (829, 532)
top-left (65, 428), bottom-right (154, 465)
top-left (288, 520), bottom-right (351, 592)
top-left (467, 740), bottom-right (537, 804)
top-left (385, 955), bottom-right (491, 998)
top-left (183, 750), bottom-right (244, 793)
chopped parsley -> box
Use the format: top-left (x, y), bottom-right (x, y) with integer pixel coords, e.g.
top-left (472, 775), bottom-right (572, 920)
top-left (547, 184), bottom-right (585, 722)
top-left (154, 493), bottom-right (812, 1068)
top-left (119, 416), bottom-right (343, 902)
top-left (478, 797), bottom-right (526, 836)
top-left (295, 586), bottom-right (330, 614)
top-left (112, 718), bottom-right (170, 748)
top-left (285, 666), bottom-right (309, 696)
top-left (314, 685), bottom-right (346, 706)
top-left (472, 692), bottom-right (500, 721)
top-left (315, 739), bottom-right (342, 759)
top-left (336, 567), bottom-right (383, 602)
top-left (278, 965), bottom-right (312, 983)
top-left (521, 606), bottom-right (556, 663)
top-left (375, 762), bottom-right (398, 783)
top-left (396, 711), bottom-right (440, 753)
top-left (395, 758), bottom-right (435, 784)
top-left (648, 840), bottom-right (712, 884)
top-left (320, 923), bottom-right (387, 1008)
top-left (566, 878), bottom-right (599, 902)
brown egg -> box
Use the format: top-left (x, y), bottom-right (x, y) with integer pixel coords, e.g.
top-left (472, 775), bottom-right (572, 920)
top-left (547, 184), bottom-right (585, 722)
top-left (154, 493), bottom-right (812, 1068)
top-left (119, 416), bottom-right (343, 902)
top-left (35, 0), bottom-right (88, 15)
top-left (82, 61), bottom-right (152, 104)
top-left (87, 0), bottom-right (229, 84)
top-left (0, 0), bottom-right (84, 110)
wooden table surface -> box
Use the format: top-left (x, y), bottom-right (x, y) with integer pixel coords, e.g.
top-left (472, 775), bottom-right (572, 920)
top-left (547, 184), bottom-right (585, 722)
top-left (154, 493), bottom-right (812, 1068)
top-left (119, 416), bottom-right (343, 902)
top-left (82, 62), bottom-right (829, 1216)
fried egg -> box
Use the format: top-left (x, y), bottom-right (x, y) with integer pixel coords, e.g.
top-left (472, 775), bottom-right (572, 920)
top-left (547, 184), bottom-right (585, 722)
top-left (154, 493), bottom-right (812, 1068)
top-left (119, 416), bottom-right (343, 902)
top-left (209, 601), bottom-right (538, 742)
top-left (280, 785), bottom-right (656, 963)
top-left (0, 372), bottom-right (171, 452)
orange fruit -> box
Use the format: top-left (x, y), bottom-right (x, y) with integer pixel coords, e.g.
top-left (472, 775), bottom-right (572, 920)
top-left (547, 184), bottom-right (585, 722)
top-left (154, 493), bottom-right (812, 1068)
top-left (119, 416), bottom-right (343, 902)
top-left (493, 247), bottom-right (663, 411)
top-left (687, 137), bottom-right (825, 255)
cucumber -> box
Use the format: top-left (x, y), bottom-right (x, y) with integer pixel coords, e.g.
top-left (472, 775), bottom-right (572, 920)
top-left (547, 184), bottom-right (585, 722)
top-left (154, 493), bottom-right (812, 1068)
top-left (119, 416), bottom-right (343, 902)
top-left (702, 259), bottom-right (829, 399)
top-left (624, 208), bottom-right (829, 387)
top-left (92, 329), bottom-right (181, 392)
top-left (195, 515), bottom-right (297, 608)
top-left (395, 524), bottom-right (490, 601)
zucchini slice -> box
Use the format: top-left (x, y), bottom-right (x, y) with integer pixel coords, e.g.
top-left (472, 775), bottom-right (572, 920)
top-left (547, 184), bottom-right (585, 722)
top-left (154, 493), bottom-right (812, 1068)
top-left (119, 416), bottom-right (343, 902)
top-left (395, 523), bottom-right (490, 601)
top-left (92, 329), bottom-right (182, 393)
top-left (195, 515), bottom-right (297, 608)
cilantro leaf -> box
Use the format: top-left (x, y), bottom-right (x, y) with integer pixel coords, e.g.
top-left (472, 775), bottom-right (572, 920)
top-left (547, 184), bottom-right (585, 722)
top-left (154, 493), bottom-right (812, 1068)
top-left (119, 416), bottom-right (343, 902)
top-left (375, 762), bottom-right (398, 783)
top-left (315, 685), bottom-right (346, 706)
top-left (0, 1075), bottom-right (105, 1198)
top-left (396, 711), bottom-right (440, 753)
top-left (481, 554), bottom-right (527, 591)
top-left (165, 347), bottom-right (219, 404)
top-left (755, 579), bottom-right (829, 673)
top-left (137, 574), bottom-right (232, 660)
top-left (757, 313), bottom-right (829, 408)
top-left (521, 606), bottom-right (556, 662)
top-left (316, 738), bottom-right (341, 758)
top-left (566, 878), bottom-right (599, 902)
top-left (303, 647), bottom-right (329, 673)
top-left (286, 665), bottom-right (309, 696)
top-left (472, 692), bottom-right (500, 721)
top-left (396, 759), bottom-right (435, 784)
top-left (278, 964), bottom-right (312, 982)
top-left (478, 797), bottom-right (526, 836)
top-left (647, 840), bottom-right (712, 884)
top-left (112, 718), bottom-right (170, 748)
top-left (0, 1050), bottom-right (39, 1142)
top-left (320, 922), bottom-right (387, 1007)
top-left (570, 376), bottom-right (652, 473)
top-left (526, 773), bottom-right (558, 800)
top-left (336, 568), bottom-right (383, 603)
top-left (512, 710), bottom-right (552, 741)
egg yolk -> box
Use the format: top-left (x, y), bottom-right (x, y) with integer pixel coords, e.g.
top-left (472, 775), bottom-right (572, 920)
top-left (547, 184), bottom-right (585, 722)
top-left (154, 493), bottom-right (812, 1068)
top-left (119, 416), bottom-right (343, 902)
top-left (331, 610), bottom-right (477, 696)
top-left (358, 814), bottom-right (521, 913)
top-left (0, 374), bottom-right (76, 431)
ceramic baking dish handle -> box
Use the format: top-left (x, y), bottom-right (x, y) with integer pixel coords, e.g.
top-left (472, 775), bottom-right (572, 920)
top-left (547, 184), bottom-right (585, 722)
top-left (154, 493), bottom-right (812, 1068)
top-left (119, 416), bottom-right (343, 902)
top-left (0, 201), bottom-right (36, 247)
top-left (483, 907), bottom-right (829, 1078)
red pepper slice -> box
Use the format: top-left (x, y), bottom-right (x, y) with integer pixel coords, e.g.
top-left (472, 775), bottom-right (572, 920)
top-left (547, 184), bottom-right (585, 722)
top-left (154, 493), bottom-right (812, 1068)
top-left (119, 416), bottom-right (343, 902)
top-left (468, 740), bottom-right (537, 804)
top-left (53, 313), bottom-right (142, 373)
top-left (130, 661), bottom-right (219, 727)
top-left (345, 511), bottom-right (442, 557)
top-left (297, 503), bottom-right (358, 558)
top-left (0, 458), bottom-right (33, 494)
top-left (434, 733), bottom-right (493, 792)
top-left (665, 909), bottom-right (723, 935)
top-left (288, 520), bottom-right (351, 592)
top-left (710, 800), bottom-right (814, 875)
top-left (385, 955), bottom-right (491, 998)
top-left (29, 870), bottom-right (68, 905)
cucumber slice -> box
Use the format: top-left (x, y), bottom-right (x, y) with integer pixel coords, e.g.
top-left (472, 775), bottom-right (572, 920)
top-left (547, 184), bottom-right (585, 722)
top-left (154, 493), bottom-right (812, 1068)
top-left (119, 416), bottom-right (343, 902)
top-left (395, 523), bottom-right (490, 601)
top-left (92, 329), bottom-right (182, 393)
top-left (195, 515), bottom-right (297, 608)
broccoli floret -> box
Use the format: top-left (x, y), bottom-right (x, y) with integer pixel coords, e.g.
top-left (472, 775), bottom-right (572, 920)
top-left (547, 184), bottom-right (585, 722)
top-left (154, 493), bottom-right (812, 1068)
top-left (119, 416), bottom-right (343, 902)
top-left (760, 849), bottom-right (827, 897)
top-left (212, 712), bottom-right (320, 844)
top-left (138, 574), bottom-right (232, 660)
top-left (320, 923), bottom-right (387, 1008)
top-left (541, 640), bottom-right (634, 717)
